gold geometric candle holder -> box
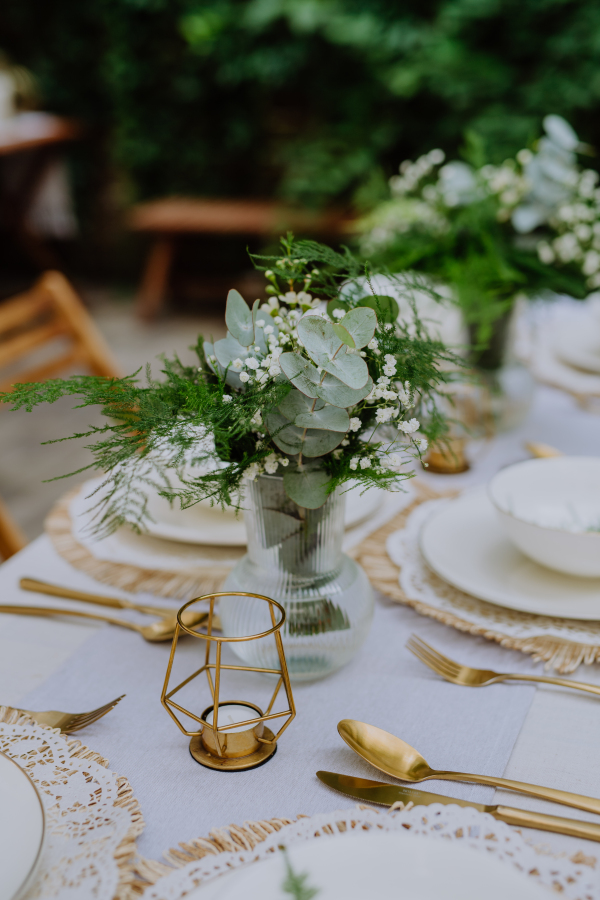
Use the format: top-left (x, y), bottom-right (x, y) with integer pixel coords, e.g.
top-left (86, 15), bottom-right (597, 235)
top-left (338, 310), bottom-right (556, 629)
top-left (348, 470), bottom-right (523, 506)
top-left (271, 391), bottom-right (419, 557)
top-left (161, 591), bottom-right (296, 771)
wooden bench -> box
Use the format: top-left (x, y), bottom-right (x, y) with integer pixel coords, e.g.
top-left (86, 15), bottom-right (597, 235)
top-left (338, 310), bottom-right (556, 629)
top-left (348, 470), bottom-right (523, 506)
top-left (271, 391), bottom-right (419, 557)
top-left (128, 197), bottom-right (355, 320)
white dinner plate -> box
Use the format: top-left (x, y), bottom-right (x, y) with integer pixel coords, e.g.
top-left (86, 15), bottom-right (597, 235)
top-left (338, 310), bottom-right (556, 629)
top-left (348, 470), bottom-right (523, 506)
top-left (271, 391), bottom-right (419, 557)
top-left (554, 316), bottom-right (600, 374)
top-left (419, 487), bottom-right (600, 619)
top-left (0, 751), bottom-right (45, 900)
top-left (187, 831), bottom-right (547, 900)
top-left (144, 481), bottom-right (384, 545)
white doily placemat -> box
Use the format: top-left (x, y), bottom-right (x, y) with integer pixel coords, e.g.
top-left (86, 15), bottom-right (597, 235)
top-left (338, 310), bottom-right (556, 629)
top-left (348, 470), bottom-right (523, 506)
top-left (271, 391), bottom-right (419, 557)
top-left (0, 708), bottom-right (144, 900)
top-left (138, 805), bottom-right (597, 900)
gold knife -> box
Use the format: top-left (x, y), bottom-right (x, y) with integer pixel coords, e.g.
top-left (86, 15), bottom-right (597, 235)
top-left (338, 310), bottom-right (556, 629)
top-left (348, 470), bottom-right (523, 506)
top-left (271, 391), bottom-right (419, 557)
top-left (316, 771), bottom-right (600, 843)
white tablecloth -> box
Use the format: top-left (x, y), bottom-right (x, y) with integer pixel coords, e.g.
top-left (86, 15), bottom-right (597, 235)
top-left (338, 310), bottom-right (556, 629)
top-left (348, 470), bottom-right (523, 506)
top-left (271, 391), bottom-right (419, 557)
top-left (2, 384), bottom-right (600, 872)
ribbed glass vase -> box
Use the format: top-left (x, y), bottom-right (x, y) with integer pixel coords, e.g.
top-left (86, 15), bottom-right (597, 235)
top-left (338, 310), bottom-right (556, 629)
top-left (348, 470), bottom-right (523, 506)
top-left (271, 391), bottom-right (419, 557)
top-left (220, 474), bottom-right (374, 682)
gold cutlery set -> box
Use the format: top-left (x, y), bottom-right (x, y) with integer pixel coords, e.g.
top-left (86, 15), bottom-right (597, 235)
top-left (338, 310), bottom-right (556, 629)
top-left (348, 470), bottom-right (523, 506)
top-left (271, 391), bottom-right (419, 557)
top-left (318, 633), bottom-right (600, 843)
top-left (5, 577), bottom-right (600, 844)
top-left (9, 577), bottom-right (217, 642)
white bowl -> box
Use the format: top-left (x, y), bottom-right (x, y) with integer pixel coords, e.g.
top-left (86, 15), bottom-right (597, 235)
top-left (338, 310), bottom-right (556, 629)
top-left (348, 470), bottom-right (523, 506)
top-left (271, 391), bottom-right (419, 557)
top-left (488, 457), bottom-right (600, 577)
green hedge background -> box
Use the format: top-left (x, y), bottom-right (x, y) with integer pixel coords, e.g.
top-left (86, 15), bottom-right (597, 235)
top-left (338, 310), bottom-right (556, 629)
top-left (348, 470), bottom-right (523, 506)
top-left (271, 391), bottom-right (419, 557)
top-left (3, 0), bottom-right (600, 211)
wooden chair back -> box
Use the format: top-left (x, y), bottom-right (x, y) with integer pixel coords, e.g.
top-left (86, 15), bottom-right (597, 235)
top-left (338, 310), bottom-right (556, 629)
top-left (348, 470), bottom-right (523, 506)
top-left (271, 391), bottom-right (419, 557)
top-left (0, 270), bottom-right (120, 392)
top-left (0, 271), bottom-right (120, 558)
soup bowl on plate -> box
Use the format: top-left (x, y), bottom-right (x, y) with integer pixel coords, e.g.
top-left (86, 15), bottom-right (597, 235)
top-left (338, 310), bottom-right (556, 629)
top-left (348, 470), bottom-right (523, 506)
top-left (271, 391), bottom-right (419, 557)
top-left (488, 457), bottom-right (600, 577)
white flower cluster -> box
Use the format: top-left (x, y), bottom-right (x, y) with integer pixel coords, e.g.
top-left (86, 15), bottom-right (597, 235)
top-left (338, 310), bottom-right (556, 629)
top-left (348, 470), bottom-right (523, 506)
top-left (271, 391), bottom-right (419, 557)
top-left (389, 149), bottom-right (446, 196)
top-left (244, 452), bottom-right (290, 482)
top-left (362, 114), bottom-right (600, 289)
top-left (535, 171), bottom-right (600, 286)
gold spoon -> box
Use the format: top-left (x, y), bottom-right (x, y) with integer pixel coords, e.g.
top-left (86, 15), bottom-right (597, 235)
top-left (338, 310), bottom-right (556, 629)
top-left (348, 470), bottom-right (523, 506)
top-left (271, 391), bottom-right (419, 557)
top-left (0, 604), bottom-right (209, 643)
top-left (338, 719), bottom-right (600, 816)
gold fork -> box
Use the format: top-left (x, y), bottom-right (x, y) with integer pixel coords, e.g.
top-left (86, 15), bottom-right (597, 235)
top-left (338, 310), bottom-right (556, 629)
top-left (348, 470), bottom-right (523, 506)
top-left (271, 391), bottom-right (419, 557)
top-left (407, 634), bottom-right (600, 697)
top-left (8, 695), bottom-right (125, 733)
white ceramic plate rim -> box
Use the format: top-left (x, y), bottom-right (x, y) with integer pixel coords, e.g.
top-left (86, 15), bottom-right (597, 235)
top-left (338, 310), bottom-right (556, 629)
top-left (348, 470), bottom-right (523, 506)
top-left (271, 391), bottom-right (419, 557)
top-left (187, 829), bottom-right (546, 900)
top-left (143, 483), bottom-right (384, 545)
top-left (0, 750), bottom-right (45, 900)
top-left (418, 487), bottom-right (600, 619)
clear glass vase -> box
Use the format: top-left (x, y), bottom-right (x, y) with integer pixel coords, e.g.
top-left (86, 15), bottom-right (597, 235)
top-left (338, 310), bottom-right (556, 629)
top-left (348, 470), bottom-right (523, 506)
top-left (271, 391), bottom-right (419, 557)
top-left (220, 475), bottom-right (374, 682)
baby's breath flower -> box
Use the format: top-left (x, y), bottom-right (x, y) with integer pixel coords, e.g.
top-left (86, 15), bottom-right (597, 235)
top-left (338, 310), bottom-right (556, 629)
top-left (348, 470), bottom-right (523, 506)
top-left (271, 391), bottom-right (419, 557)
top-left (398, 418), bottom-right (420, 434)
top-left (375, 408), bottom-right (395, 424)
top-left (349, 457), bottom-right (359, 471)
top-left (368, 337), bottom-right (379, 350)
top-left (264, 453), bottom-right (279, 475)
top-left (251, 411), bottom-right (262, 426)
top-left (239, 372), bottom-right (250, 383)
top-left (360, 458), bottom-right (371, 469)
top-left (245, 357), bottom-right (259, 370)
top-left (279, 457), bottom-right (289, 467)
top-left (349, 417), bottom-right (362, 432)
top-left (222, 395), bottom-right (232, 403)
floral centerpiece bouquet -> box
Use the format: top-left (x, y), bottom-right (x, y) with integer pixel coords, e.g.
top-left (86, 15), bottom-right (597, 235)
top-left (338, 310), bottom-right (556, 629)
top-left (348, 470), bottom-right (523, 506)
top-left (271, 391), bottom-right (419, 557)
top-left (359, 115), bottom-right (595, 370)
top-left (2, 237), bottom-right (458, 679)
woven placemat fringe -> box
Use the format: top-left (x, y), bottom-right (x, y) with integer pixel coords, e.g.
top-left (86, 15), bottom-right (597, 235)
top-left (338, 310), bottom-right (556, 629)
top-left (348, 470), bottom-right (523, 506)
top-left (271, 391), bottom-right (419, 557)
top-left (45, 487), bottom-right (233, 600)
top-left (353, 483), bottom-right (600, 675)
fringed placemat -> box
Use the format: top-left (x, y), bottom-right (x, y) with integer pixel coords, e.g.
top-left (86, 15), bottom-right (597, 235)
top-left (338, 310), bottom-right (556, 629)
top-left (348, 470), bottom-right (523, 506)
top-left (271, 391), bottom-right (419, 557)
top-left (135, 805), bottom-right (595, 900)
top-left (44, 478), bottom-right (414, 602)
top-left (45, 485), bottom-right (243, 601)
top-left (352, 483), bottom-right (600, 673)
top-left (0, 707), bottom-right (145, 899)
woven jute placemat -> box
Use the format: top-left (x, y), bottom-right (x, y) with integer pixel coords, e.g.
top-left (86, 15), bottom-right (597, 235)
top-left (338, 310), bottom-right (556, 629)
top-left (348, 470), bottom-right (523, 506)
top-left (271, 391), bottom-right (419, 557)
top-left (351, 482), bottom-right (600, 673)
top-left (45, 485), bottom-right (239, 601)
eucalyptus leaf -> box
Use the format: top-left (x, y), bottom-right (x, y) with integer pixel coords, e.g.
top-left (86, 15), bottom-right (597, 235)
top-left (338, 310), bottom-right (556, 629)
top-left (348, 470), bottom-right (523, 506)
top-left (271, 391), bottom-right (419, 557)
top-left (294, 404), bottom-right (349, 432)
top-left (214, 334), bottom-right (249, 369)
top-left (340, 307), bottom-right (376, 348)
top-left (323, 351), bottom-right (369, 389)
top-left (283, 462), bottom-right (332, 509)
top-left (265, 411), bottom-right (344, 457)
top-left (331, 323), bottom-right (355, 348)
top-left (225, 289), bottom-right (254, 346)
top-left (357, 294), bottom-right (399, 324)
top-left (279, 352), bottom-right (321, 399)
top-left (278, 387), bottom-right (322, 419)
top-left (297, 315), bottom-right (343, 366)
top-left (316, 374), bottom-right (373, 407)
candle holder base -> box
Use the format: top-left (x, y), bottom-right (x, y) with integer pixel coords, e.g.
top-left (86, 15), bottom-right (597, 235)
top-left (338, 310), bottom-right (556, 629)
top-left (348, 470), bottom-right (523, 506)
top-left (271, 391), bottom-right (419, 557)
top-left (189, 727), bottom-right (277, 771)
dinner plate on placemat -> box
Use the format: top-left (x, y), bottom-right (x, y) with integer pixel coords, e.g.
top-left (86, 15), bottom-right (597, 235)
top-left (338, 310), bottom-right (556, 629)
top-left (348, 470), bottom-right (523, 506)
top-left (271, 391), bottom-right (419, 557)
top-left (419, 487), bottom-right (600, 620)
top-left (189, 831), bottom-right (547, 900)
top-left (143, 480), bottom-right (385, 545)
top-left (0, 751), bottom-right (45, 900)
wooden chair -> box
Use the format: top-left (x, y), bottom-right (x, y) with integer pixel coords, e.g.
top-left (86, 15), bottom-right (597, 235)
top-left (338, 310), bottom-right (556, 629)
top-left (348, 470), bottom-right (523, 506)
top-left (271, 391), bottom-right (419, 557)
top-left (0, 270), bottom-right (121, 558)
top-left (129, 197), bottom-right (356, 320)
